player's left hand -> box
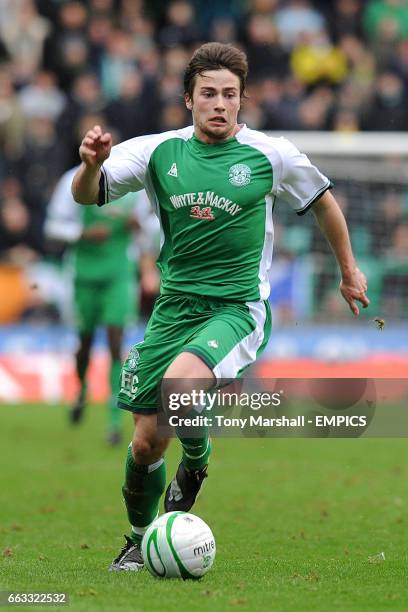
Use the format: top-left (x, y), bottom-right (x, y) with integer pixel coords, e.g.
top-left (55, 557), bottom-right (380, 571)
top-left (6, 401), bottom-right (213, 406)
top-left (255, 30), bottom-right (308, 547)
top-left (340, 267), bottom-right (369, 316)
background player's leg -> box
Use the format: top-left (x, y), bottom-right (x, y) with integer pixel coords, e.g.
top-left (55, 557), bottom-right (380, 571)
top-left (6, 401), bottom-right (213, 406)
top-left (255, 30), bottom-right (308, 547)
top-left (107, 325), bottom-right (124, 445)
top-left (163, 352), bottom-right (214, 511)
top-left (70, 331), bottom-right (93, 424)
top-left (123, 414), bottom-right (170, 545)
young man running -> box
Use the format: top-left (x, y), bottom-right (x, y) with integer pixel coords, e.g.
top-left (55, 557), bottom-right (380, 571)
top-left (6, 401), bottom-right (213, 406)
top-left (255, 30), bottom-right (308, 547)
top-left (72, 42), bottom-right (369, 570)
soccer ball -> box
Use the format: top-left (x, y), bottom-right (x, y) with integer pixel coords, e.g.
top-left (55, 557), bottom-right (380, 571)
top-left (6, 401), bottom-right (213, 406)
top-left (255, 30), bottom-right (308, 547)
top-left (141, 512), bottom-right (216, 579)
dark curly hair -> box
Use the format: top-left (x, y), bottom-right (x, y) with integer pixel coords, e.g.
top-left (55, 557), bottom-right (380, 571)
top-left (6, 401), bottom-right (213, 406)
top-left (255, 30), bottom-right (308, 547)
top-left (184, 42), bottom-right (248, 99)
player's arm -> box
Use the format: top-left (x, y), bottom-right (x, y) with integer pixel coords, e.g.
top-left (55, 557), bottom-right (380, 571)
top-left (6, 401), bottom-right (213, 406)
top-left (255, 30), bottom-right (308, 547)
top-left (45, 168), bottom-right (83, 243)
top-left (72, 125), bottom-right (112, 205)
top-left (312, 190), bottom-right (369, 316)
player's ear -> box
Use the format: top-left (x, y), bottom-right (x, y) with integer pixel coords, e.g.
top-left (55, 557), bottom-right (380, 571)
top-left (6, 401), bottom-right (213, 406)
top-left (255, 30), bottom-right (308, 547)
top-left (185, 93), bottom-right (193, 111)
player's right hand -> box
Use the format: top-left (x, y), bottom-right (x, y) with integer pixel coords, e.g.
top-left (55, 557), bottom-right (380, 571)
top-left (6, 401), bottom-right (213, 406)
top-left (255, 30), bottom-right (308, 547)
top-left (79, 125), bottom-right (112, 167)
top-left (340, 267), bottom-right (370, 316)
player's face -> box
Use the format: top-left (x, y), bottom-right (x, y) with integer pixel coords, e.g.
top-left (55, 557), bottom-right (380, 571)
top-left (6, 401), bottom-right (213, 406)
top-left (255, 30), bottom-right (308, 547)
top-left (185, 70), bottom-right (241, 144)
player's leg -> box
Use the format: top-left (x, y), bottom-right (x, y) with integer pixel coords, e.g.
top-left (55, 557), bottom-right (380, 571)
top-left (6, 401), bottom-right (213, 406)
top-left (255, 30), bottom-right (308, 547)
top-left (70, 332), bottom-right (93, 423)
top-left (110, 413), bottom-right (171, 571)
top-left (102, 276), bottom-right (132, 443)
top-left (70, 280), bottom-right (99, 424)
top-left (110, 295), bottom-right (187, 571)
top-left (163, 353), bottom-right (214, 512)
top-left (106, 325), bottom-right (124, 445)
top-left (164, 298), bottom-right (272, 512)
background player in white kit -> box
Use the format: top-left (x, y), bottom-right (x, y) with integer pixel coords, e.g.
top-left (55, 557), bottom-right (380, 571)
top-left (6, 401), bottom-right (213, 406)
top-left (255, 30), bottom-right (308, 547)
top-left (72, 43), bottom-right (369, 571)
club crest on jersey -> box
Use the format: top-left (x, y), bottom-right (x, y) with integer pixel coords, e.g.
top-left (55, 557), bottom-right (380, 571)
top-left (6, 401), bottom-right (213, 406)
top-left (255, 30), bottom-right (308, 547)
top-left (228, 163), bottom-right (251, 187)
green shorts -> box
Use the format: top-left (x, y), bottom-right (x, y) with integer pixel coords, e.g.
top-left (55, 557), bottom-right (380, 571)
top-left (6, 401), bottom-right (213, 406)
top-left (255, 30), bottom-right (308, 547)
top-left (74, 276), bottom-right (133, 333)
top-left (118, 293), bottom-right (272, 414)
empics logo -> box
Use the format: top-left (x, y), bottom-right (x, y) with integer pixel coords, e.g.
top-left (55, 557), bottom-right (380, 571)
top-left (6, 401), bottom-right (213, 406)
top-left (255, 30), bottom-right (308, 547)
top-left (228, 163), bottom-right (251, 187)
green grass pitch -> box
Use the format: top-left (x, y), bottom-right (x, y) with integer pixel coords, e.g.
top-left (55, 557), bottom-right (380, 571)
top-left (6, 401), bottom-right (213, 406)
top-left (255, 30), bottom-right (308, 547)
top-left (1, 403), bottom-right (407, 611)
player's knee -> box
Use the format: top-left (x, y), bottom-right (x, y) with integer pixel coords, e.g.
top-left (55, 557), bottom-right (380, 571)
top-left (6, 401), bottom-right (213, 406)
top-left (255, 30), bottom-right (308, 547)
top-left (163, 351), bottom-right (214, 381)
top-left (131, 437), bottom-right (165, 463)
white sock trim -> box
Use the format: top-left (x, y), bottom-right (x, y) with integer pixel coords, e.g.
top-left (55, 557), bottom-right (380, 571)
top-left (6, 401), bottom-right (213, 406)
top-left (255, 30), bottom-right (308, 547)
top-left (127, 444), bottom-right (164, 474)
top-left (131, 511), bottom-right (159, 535)
top-left (182, 438), bottom-right (210, 460)
top-left (148, 457), bottom-right (164, 473)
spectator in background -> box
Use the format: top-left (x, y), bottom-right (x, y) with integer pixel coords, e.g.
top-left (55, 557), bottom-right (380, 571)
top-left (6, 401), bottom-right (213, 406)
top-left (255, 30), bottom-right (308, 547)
top-left (0, 70), bottom-right (25, 162)
top-left (361, 71), bottom-right (408, 130)
top-left (339, 35), bottom-right (376, 95)
top-left (391, 40), bottom-right (408, 89)
top-left (290, 29), bottom-right (348, 85)
top-left (239, 95), bottom-right (265, 130)
top-left (158, 0), bottom-right (201, 49)
top-left (245, 0), bottom-right (279, 20)
top-left (0, 177), bottom-right (41, 324)
top-left (325, 0), bottom-right (364, 42)
top-left (363, 0), bottom-right (408, 69)
top-left (122, 2), bottom-right (156, 51)
top-left (275, 0), bottom-right (326, 50)
top-left (209, 17), bottom-right (238, 46)
top-left (100, 30), bottom-right (137, 100)
top-left (87, 13), bottom-right (114, 74)
top-left (12, 115), bottom-right (68, 244)
top-left (18, 71), bottom-right (66, 123)
top-left (89, 0), bottom-right (116, 15)
top-left (191, 0), bottom-right (247, 34)
top-left (159, 99), bottom-right (189, 130)
top-left (42, 1), bottom-right (89, 91)
top-left (332, 108), bottom-right (360, 132)
top-left (364, 0), bottom-right (408, 42)
top-left (257, 78), bottom-right (292, 130)
top-left (0, 177), bottom-right (41, 262)
top-left (106, 67), bottom-right (158, 140)
top-left (298, 85), bottom-right (334, 130)
top-left (244, 13), bottom-right (289, 80)
top-left (0, 0), bottom-right (51, 84)
top-left (261, 76), bottom-right (306, 130)
top-left (57, 71), bottom-right (106, 167)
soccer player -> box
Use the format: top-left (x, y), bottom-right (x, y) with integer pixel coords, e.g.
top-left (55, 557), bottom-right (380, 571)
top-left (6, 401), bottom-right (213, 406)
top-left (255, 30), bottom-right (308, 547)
top-left (72, 43), bottom-right (369, 570)
top-left (46, 166), bottom-right (158, 445)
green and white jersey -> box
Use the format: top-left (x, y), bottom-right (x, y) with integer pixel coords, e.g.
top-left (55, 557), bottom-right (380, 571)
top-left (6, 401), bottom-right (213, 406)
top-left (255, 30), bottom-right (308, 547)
top-left (98, 125), bottom-right (331, 301)
top-left (46, 167), bottom-right (157, 283)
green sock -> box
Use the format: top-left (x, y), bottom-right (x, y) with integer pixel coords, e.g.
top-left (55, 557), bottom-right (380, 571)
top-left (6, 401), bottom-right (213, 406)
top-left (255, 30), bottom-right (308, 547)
top-left (178, 432), bottom-right (212, 471)
top-left (108, 360), bottom-right (122, 431)
top-left (122, 445), bottom-right (166, 544)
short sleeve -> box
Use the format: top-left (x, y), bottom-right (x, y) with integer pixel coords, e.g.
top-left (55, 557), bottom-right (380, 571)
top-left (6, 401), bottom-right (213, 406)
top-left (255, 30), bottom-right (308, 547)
top-left (276, 138), bottom-right (332, 215)
top-left (98, 135), bottom-right (154, 206)
top-left (45, 167), bottom-right (82, 242)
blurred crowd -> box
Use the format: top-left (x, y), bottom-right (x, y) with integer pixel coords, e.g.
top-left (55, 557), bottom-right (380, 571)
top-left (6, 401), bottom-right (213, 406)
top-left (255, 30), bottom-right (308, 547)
top-left (0, 0), bottom-right (407, 324)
